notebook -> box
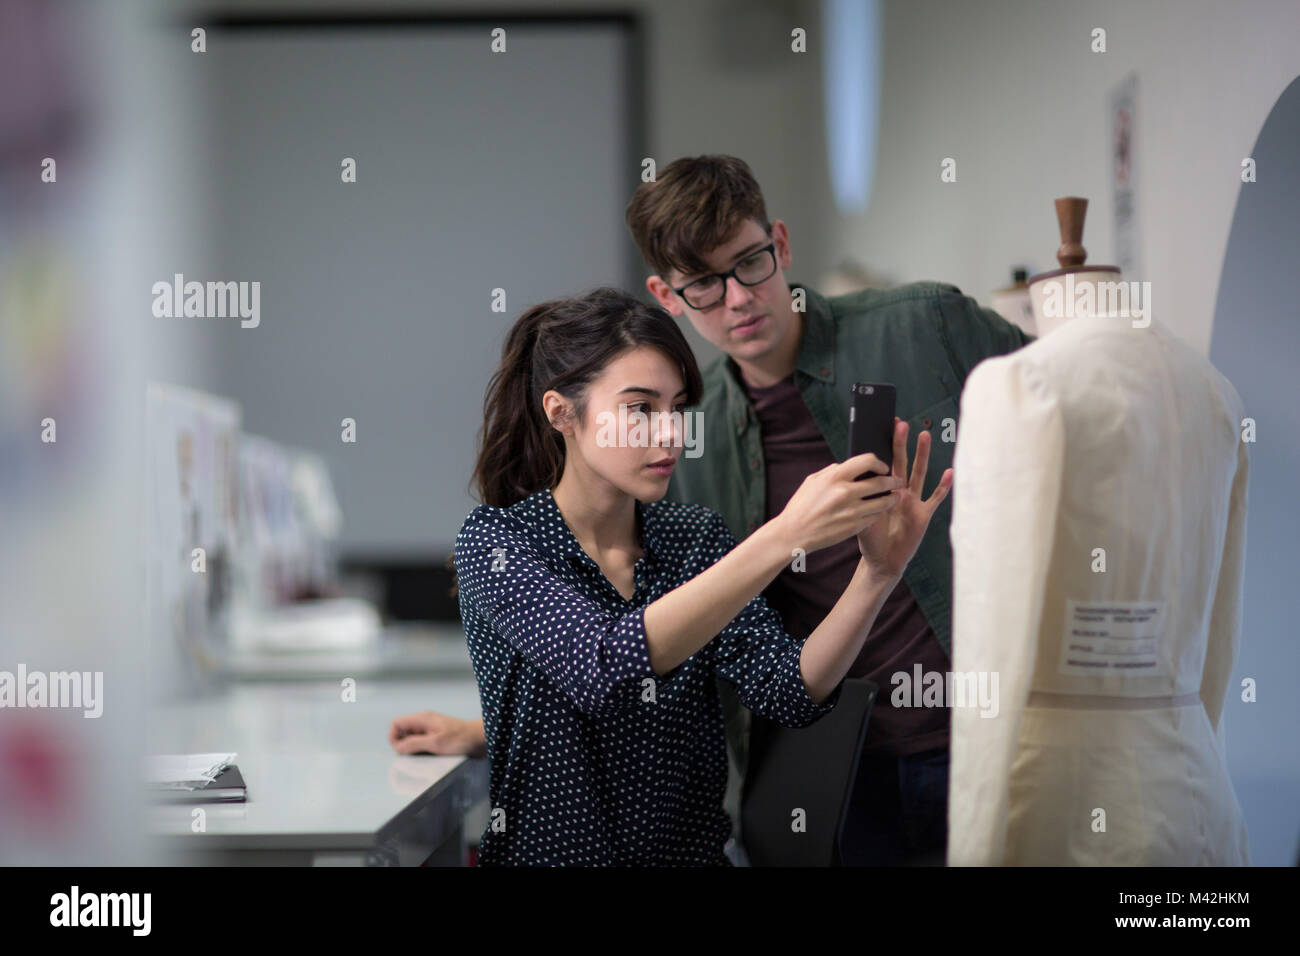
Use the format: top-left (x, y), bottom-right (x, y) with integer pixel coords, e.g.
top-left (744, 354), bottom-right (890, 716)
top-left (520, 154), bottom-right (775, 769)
top-left (149, 765), bottom-right (247, 803)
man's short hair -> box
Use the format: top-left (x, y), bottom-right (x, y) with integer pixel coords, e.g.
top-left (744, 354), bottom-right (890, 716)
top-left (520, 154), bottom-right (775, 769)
top-left (625, 155), bottom-right (772, 280)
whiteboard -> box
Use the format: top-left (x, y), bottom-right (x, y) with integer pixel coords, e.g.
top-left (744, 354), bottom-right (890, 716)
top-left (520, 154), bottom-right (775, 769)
top-left (203, 18), bottom-right (640, 556)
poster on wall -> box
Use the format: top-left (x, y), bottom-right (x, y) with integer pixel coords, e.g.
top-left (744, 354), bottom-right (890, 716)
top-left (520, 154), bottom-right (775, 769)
top-left (1110, 72), bottom-right (1142, 279)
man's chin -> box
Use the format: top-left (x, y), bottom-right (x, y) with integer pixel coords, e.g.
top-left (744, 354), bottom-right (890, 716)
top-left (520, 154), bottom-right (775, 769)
top-left (726, 335), bottom-right (772, 360)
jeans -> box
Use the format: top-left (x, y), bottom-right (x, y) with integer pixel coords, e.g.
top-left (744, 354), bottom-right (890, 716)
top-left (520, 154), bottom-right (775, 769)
top-left (840, 746), bottom-right (949, 865)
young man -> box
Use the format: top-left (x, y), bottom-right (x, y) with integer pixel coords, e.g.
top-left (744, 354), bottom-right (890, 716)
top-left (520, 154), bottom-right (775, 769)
top-left (389, 154), bottom-right (1032, 864)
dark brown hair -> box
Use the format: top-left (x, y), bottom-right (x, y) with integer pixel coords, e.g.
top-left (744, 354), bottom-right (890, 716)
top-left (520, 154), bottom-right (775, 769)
top-left (624, 154), bottom-right (772, 280)
top-left (469, 287), bottom-right (703, 509)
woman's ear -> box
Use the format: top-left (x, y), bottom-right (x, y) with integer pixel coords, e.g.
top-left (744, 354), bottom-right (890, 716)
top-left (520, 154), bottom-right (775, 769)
top-left (541, 390), bottom-right (575, 434)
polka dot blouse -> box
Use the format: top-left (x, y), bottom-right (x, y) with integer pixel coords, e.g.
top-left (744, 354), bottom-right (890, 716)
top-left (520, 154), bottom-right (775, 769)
top-left (453, 487), bottom-right (841, 866)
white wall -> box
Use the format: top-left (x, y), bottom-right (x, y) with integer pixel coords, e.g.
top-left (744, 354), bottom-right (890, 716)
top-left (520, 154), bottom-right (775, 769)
top-left (829, 0), bottom-right (1300, 354)
top-left (200, 0), bottom-right (1300, 357)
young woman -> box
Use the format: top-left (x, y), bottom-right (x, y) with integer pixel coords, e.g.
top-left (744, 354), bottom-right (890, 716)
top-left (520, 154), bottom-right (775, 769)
top-left (453, 287), bottom-right (951, 866)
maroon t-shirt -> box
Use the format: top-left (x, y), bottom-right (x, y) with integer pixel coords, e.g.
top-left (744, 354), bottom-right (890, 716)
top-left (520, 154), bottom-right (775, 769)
top-left (741, 373), bottom-right (950, 755)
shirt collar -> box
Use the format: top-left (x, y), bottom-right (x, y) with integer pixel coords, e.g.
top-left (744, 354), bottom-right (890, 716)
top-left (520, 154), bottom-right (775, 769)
top-left (719, 282), bottom-right (836, 410)
top-left (525, 487), bottom-right (665, 568)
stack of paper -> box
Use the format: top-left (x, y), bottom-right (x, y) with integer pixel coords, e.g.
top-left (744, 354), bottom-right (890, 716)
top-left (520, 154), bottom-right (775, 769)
top-left (145, 753), bottom-right (238, 791)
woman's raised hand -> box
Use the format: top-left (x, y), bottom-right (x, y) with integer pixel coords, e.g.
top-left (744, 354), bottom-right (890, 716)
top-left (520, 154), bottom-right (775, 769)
top-left (856, 420), bottom-right (953, 578)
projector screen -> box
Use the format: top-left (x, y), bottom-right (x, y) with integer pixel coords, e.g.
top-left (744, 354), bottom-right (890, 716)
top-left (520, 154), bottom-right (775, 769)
top-left (200, 16), bottom-right (643, 557)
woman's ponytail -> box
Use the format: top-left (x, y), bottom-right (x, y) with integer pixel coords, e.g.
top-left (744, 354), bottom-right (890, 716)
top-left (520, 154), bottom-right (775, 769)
top-left (471, 304), bottom-right (562, 508)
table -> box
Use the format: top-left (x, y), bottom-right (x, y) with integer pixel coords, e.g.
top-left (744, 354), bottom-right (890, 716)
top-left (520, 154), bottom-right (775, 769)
top-left (146, 677), bottom-right (486, 866)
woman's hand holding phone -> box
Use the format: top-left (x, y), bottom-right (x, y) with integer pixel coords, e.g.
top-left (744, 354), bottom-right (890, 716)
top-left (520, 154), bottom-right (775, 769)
top-left (773, 452), bottom-right (903, 555)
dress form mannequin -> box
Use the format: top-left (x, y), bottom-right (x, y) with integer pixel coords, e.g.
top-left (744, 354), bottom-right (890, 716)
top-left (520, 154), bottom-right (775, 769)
top-left (947, 197), bottom-right (1251, 866)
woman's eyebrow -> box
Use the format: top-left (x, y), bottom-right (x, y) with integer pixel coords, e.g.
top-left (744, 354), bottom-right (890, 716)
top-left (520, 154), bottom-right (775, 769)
top-left (617, 387), bottom-right (690, 398)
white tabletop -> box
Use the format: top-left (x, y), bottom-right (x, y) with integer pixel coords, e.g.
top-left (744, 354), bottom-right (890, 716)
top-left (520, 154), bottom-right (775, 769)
top-left (146, 677), bottom-right (484, 850)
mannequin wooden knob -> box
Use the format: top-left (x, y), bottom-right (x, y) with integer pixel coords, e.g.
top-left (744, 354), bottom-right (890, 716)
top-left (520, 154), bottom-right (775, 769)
top-left (1054, 196), bottom-right (1088, 268)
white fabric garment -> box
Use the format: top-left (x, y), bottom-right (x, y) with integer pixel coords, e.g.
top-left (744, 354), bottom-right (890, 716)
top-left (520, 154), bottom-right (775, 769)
top-left (947, 314), bottom-right (1251, 865)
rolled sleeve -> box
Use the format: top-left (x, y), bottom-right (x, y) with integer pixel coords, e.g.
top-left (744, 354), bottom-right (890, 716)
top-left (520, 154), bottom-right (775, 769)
top-left (713, 593), bottom-right (841, 727)
top-left (454, 505), bottom-right (657, 713)
top-left (694, 511), bottom-right (840, 727)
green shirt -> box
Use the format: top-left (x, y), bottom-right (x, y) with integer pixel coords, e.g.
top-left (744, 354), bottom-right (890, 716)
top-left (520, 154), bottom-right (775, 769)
top-left (665, 281), bottom-right (1033, 773)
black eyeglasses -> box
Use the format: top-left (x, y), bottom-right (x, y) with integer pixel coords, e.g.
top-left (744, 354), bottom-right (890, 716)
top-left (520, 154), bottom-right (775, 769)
top-left (671, 244), bottom-right (778, 310)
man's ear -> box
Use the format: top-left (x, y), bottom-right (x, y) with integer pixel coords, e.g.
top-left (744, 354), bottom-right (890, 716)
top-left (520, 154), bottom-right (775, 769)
top-left (646, 275), bottom-right (683, 317)
top-left (771, 219), bottom-right (794, 271)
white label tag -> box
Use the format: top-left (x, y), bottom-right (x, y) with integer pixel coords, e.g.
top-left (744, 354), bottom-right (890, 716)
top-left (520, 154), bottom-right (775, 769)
top-left (1060, 599), bottom-right (1166, 677)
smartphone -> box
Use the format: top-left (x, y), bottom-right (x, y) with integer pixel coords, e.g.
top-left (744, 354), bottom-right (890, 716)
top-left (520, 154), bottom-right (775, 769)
top-left (848, 382), bottom-right (896, 499)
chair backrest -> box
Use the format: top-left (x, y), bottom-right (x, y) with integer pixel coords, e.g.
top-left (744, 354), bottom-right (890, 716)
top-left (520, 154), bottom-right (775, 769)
top-left (740, 678), bottom-right (877, 866)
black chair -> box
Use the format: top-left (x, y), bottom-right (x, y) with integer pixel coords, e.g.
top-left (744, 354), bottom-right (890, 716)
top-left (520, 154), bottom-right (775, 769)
top-left (740, 678), bottom-right (877, 866)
